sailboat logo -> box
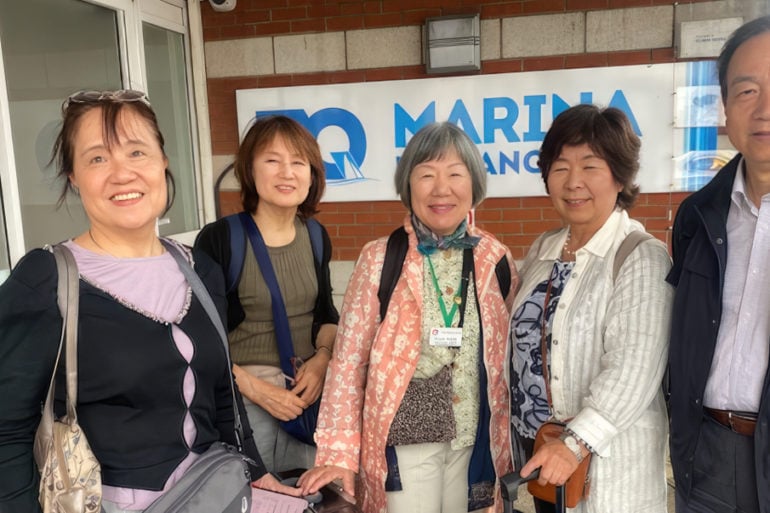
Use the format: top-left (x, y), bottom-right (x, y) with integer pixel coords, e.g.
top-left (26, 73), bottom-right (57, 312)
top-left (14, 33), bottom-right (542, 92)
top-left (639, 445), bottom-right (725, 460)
top-left (328, 151), bottom-right (366, 184)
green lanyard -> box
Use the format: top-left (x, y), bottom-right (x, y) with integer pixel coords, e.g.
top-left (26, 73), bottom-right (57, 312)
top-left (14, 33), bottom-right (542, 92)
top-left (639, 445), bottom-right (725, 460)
top-left (426, 254), bottom-right (464, 328)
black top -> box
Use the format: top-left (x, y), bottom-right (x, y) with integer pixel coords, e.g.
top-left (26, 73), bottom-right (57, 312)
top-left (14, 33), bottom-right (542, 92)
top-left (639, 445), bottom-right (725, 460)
top-left (0, 246), bottom-right (265, 513)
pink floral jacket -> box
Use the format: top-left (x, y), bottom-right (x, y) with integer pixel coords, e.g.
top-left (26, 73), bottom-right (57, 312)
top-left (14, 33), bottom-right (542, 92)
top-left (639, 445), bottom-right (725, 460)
top-left (314, 223), bottom-right (518, 513)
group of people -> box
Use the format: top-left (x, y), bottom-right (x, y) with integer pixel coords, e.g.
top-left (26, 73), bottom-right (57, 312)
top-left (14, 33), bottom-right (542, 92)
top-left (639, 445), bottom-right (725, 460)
top-left (0, 13), bottom-right (768, 513)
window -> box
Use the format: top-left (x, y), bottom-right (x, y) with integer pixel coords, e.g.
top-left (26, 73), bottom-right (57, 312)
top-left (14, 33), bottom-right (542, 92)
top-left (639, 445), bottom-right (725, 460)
top-left (0, 0), bottom-right (202, 273)
top-left (143, 22), bottom-right (199, 236)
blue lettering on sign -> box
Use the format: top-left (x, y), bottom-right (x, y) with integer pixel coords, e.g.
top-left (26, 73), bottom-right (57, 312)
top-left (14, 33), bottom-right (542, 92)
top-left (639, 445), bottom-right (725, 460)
top-left (255, 108), bottom-right (367, 184)
top-left (483, 150), bottom-right (541, 175)
top-left (394, 103), bottom-right (435, 147)
top-left (484, 97), bottom-right (520, 143)
top-left (393, 90), bottom-right (642, 149)
top-left (523, 95), bottom-right (547, 142)
top-left (254, 89), bottom-right (644, 187)
top-left (447, 100), bottom-right (482, 143)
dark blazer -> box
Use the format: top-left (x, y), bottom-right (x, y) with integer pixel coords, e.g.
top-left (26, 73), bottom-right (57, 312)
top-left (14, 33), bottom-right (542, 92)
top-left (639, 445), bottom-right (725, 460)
top-left (194, 215), bottom-right (340, 334)
top-left (0, 245), bottom-right (265, 513)
top-left (667, 154), bottom-right (770, 511)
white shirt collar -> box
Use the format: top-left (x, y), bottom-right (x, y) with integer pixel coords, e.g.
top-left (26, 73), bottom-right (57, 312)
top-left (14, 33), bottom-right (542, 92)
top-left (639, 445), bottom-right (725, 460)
top-left (730, 157), bottom-right (770, 216)
top-left (537, 209), bottom-right (630, 261)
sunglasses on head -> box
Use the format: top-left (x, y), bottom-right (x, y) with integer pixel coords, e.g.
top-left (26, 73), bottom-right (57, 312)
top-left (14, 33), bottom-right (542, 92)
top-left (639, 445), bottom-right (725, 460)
top-left (63, 89), bottom-right (151, 110)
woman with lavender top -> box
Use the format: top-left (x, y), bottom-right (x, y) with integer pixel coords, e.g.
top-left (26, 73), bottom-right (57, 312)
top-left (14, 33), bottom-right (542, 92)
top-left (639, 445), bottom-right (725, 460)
top-left (0, 90), bottom-right (298, 513)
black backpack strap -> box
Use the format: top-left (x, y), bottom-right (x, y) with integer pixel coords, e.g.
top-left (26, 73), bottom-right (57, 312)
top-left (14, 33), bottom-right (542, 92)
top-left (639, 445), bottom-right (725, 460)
top-left (225, 213), bottom-right (246, 295)
top-left (494, 255), bottom-right (512, 301)
top-left (377, 228), bottom-right (513, 319)
top-left (306, 217), bottom-right (324, 266)
top-left (378, 227), bottom-right (409, 321)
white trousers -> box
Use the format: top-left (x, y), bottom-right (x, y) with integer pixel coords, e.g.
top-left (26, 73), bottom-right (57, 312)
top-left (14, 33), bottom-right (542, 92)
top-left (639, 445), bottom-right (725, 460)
top-left (385, 442), bottom-right (489, 513)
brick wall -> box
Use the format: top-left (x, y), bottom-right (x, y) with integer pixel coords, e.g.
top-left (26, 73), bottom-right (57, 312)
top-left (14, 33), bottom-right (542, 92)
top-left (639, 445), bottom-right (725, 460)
top-left (203, 0), bottom-right (719, 260)
top-left (219, 189), bottom-right (689, 260)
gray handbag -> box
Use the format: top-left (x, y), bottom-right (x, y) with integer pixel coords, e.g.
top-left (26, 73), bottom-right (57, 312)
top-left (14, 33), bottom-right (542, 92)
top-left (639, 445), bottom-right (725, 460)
top-left (142, 241), bottom-right (254, 513)
top-left (142, 443), bottom-right (251, 513)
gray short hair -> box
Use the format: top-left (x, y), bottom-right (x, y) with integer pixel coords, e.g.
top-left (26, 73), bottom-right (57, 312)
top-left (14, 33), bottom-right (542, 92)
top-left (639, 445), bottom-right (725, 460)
top-left (394, 122), bottom-right (488, 211)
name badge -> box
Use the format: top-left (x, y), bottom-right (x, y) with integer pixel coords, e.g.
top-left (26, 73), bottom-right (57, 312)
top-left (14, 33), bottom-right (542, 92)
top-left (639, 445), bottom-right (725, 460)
top-left (429, 327), bottom-right (463, 347)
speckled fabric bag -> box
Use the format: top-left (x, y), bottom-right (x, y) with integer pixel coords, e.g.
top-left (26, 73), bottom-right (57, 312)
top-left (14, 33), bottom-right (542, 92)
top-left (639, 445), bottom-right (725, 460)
top-left (36, 420), bottom-right (102, 513)
top-left (387, 365), bottom-right (456, 446)
top-left (34, 246), bottom-right (102, 513)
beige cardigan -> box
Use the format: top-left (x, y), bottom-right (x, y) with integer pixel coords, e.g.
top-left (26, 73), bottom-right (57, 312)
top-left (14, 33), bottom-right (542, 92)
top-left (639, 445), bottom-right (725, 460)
top-left (511, 210), bottom-right (673, 513)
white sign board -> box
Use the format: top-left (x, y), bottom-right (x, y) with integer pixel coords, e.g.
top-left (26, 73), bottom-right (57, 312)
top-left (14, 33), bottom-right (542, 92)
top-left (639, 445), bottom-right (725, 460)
top-left (679, 18), bottom-right (743, 59)
top-left (237, 64), bottom-right (678, 202)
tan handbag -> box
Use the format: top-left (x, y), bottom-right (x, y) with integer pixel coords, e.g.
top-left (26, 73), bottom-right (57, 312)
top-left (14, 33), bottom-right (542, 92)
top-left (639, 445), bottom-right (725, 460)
top-left (526, 271), bottom-right (591, 509)
top-left (34, 245), bottom-right (102, 513)
top-left (527, 420), bottom-right (591, 508)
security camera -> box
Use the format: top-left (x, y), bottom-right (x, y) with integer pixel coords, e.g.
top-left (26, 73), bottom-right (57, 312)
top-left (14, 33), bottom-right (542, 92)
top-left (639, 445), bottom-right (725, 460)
top-left (208, 0), bottom-right (236, 12)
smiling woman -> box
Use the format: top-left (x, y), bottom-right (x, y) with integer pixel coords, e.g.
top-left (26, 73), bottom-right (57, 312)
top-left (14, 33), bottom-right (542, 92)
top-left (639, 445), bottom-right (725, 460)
top-left (60, 99), bottom-right (170, 257)
top-left (407, 146), bottom-right (473, 236)
top-left (297, 122), bottom-right (518, 513)
top-left (0, 90), bottom-right (307, 513)
top-left (194, 115), bottom-right (340, 475)
top-left (509, 104), bottom-right (673, 513)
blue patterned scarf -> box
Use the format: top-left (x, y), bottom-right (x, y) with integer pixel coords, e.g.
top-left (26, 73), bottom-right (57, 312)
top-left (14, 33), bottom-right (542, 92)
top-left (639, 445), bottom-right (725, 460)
top-left (411, 214), bottom-right (480, 255)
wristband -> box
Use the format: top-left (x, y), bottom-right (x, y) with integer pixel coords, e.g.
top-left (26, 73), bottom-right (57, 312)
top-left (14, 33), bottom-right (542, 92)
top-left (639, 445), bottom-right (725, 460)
top-left (315, 345), bottom-right (333, 357)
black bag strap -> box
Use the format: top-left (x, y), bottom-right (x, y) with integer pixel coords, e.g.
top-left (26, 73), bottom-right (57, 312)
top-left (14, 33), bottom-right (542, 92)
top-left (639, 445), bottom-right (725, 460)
top-left (237, 212), bottom-right (297, 381)
top-left (161, 239), bottom-right (246, 451)
top-left (377, 226), bottom-right (510, 322)
top-left (377, 227), bottom-right (409, 321)
top-left (495, 255), bottom-right (512, 301)
top-left (225, 214), bottom-right (245, 295)
top-left (457, 248), bottom-right (474, 328)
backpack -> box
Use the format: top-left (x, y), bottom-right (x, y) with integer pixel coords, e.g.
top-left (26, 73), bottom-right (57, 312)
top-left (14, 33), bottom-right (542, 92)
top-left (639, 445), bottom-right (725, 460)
top-left (377, 227), bottom-right (512, 321)
top-left (224, 213), bottom-right (324, 295)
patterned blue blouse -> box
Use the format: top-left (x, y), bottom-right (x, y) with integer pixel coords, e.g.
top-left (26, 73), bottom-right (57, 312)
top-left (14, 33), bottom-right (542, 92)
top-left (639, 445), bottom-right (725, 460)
top-left (510, 260), bottom-right (574, 439)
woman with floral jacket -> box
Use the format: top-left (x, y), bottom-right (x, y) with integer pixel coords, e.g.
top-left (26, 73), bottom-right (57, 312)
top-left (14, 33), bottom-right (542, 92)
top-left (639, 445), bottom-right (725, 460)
top-left (298, 122), bottom-right (518, 513)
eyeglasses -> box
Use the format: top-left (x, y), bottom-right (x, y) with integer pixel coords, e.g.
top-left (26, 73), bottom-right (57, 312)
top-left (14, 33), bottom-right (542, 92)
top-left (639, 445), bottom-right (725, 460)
top-left (63, 89), bottom-right (151, 110)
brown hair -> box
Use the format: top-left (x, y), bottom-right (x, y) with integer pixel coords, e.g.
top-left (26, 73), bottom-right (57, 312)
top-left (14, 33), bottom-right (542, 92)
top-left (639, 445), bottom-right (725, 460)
top-left (51, 91), bottom-right (175, 213)
top-left (538, 104), bottom-right (640, 210)
top-left (235, 115), bottom-right (326, 219)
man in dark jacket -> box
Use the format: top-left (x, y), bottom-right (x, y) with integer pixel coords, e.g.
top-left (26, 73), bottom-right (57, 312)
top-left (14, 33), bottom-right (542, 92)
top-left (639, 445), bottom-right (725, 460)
top-left (667, 14), bottom-right (770, 513)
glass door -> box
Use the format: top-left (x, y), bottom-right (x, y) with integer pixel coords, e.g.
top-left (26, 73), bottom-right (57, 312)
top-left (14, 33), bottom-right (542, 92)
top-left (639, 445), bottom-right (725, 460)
top-left (0, 0), bottom-right (124, 253)
top-left (0, 0), bottom-right (201, 272)
top-left (143, 20), bottom-right (199, 236)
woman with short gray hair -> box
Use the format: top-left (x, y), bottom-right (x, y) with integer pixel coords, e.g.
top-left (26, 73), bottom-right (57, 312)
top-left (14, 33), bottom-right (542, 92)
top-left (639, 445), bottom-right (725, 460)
top-left (299, 122), bottom-right (518, 513)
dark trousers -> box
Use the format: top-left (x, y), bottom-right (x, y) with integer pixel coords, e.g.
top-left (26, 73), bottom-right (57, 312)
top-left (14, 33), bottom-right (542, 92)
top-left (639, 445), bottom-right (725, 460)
top-left (518, 435), bottom-right (556, 513)
top-left (676, 415), bottom-right (760, 513)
